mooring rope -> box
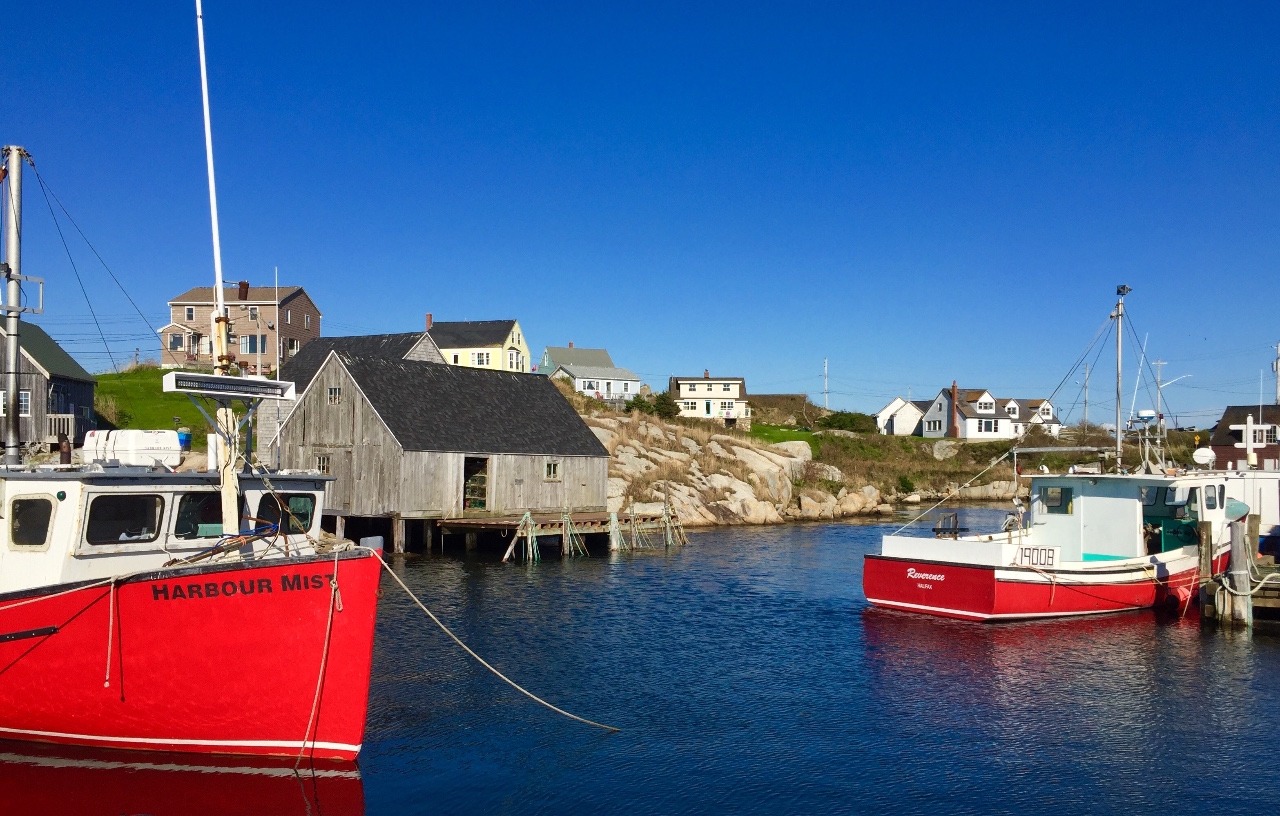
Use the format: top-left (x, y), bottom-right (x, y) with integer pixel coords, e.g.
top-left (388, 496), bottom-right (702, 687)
top-left (890, 451), bottom-right (1012, 535)
top-left (367, 550), bottom-right (619, 733)
top-left (294, 549), bottom-right (343, 769)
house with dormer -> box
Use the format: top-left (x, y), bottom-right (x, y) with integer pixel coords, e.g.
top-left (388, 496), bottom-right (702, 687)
top-left (919, 382), bottom-right (1061, 441)
top-left (160, 282), bottom-right (321, 374)
top-left (427, 316), bottom-right (530, 373)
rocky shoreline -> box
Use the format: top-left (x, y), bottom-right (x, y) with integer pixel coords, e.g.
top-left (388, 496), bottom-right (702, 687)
top-left (586, 414), bottom-right (1022, 528)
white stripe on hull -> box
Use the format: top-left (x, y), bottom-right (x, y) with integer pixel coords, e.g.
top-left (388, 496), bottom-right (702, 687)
top-left (866, 597), bottom-right (1145, 621)
top-left (0, 725), bottom-right (359, 755)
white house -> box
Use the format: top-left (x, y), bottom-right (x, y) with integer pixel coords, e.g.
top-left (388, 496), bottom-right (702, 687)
top-left (875, 397), bottom-right (932, 436)
top-left (550, 363), bottom-right (642, 405)
top-left (669, 372), bottom-right (752, 429)
top-left (920, 382), bottom-right (1062, 441)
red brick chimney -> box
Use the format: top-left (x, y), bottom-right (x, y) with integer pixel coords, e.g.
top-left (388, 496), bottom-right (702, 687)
top-left (425, 312), bottom-right (433, 331)
top-left (703, 369), bottom-right (710, 379)
top-left (949, 380), bottom-right (960, 437)
top-left (237, 280), bottom-right (249, 300)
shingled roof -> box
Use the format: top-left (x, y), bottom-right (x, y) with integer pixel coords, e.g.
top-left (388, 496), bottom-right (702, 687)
top-left (542, 346), bottom-right (614, 369)
top-left (169, 285), bottom-right (305, 304)
top-left (332, 352), bottom-right (607, 456)
top-left (1208, 405), bottom-right (1280, 447)
top-left (280, 333), bottom-right (424, 392)
top-left (0, 323), bottom-right (95, 383)
top-left (427, 320), bottom-right (516, 349)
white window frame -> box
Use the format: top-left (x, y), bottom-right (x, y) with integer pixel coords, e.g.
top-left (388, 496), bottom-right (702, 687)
top-left (184, 306), bottom-right (195, 321)
top-left (327, 387), bottom-right (342, 405)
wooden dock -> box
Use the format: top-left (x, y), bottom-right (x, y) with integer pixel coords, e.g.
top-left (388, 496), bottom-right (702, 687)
top-left (1202, 519), bottom-right (1280, 627)
top-left (435, 510), bottom-right (687, 560)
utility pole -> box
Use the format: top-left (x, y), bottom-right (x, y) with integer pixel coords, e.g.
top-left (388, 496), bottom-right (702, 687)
top-left (1082, 363), bottom-right (1089, 429)
top-left (1273, 341), bottom-right (1279, 405)
top-left (823, 358), bottom-right (828, 410)
top-left (2, 146), bottom-right (25, 466)
top-left (1153, 359), bottom-right (1166, 423)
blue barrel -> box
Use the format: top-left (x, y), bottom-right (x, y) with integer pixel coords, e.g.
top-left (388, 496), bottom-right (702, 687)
top-left (177, 429), bottom-right (192, 450)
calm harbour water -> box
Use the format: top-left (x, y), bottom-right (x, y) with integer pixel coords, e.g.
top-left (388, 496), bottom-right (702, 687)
top-left (4, 508), bottom-right (1279, 814)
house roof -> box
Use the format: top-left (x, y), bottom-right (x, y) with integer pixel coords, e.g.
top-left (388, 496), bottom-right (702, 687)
top-left (911, 400), bottom-right (933, 412)
top-left (333, 353), bottom-right (607, 457)
top-left (542, 346), bottom-right (614, 369)
top-left (169, 285), bottom-right (305, 305)
top-left (553, 364), bottom-right (640, 382)
top-left (279, 333), bottom-right (424, 392)
top-left (0, 323), bottom-right (95, 383)
top-left (427, 320), bottom-right (516, 349)
top-left (1208, 405), bottom-right (1280, 447)
top-left (943, 388), bottom-right (1059, 423)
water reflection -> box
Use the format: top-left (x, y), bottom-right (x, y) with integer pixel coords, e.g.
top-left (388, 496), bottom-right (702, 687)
top-left (0, 741), bottom-right (363, 815)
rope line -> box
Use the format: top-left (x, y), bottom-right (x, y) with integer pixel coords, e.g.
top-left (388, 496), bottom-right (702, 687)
top-left (890, 451), bottom-right (1011, 535)
top-left (368, 549), bottom-right (619, 733)
top-left (294, 549), bottom-right (342, 769)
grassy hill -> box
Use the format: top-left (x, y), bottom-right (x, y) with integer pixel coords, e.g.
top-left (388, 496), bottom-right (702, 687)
top-left (94, 366), bottom-right (212, 450)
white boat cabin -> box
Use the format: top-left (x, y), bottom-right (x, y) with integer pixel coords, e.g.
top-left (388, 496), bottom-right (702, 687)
top-left (0, 468), bottom-right (331, 594)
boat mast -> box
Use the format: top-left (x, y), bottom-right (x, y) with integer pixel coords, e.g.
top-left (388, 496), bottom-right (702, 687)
top-left (195, 0), bottom-right (239, 533)
top-left (2, 146), bottom-right (27, 466)
top-left (1114, 284), bottom-right (1131, 468)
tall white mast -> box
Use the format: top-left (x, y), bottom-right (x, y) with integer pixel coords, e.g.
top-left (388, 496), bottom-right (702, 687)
top-left (195, 0), bottom-right (239, 533)
top-left (1114, 285), bottom-right (1131, 466)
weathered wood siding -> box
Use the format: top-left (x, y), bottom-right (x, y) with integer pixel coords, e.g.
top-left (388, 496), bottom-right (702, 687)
top-left (279, 360), bottom-right (404, 516)
top-left (278, 355), bottom-right (609, 519)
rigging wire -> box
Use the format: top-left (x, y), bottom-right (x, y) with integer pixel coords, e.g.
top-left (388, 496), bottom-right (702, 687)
top-left (30, 164), bottom-right (162, 367)
top-left (30, 165), bottom-right (118, 372)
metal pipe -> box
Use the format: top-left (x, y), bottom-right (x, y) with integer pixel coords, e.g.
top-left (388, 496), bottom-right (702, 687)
top-left (3, 146), bottom-right (25, 466)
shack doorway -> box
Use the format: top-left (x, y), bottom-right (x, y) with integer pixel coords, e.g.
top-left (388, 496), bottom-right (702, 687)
top-left (463, 457), bottom-right (489, 513)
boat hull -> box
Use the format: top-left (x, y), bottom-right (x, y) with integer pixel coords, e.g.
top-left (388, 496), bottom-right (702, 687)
top-left (0, 549), bottom-right (381, 760)
top-left (863, 549), bottom-right (1225, 622)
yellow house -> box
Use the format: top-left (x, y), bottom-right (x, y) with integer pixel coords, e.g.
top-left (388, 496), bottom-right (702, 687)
top-left (427, 317), bottom-right (530, 373)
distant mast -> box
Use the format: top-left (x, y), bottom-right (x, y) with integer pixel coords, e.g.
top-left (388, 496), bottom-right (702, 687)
top-left (1114, 284), bottom-right (1131, 468)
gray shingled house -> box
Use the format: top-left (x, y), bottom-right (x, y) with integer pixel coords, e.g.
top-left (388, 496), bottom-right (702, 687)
top-left (271, 338), bottom-right (607, 551)
top-left (0, 322), bottom-right (96, 447)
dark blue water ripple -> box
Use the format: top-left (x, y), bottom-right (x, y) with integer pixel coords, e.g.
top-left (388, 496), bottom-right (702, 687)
top-left (363, 514), bottom-right (1280, 815)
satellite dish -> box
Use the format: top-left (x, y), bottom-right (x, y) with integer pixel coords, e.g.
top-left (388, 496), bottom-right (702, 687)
top-left (1192, 448), bottom-right (1216, 466)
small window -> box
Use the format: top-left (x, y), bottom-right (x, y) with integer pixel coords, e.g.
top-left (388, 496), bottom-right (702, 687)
top-left (1205, 488), bottom-right (1218, 510)
top-left (304, 314), bottom-right (311, 329)
top-left (11, 497), bottom-right (54, 548)
top-left (623, 382), bottom-right (630, 393)
top-left (169, 333), bottom-right (185, 351)
top-left (1039, 486), bottom-right (1073, 515)
top-left (452, 354), bottom-right (459, 364)
top-left (688, 383), bottom-right (697, 392)
top-left (174, 492), bottom-right (239, 539)
top-left (1268, 428), bottom-right (1278, 444)
top-left (327, 387), bottom-right (342, 405)
top-left (977, 400), bottom-right (994, 411)
top-left (1139, 486), bottom-right (1159, 506)
top-left (545, 461), bottom-right (560, 481)
top-left (722, 383), bottom-right (731, 392)
top-left (256, 493), bottom-right (315, 535)
top-left (285, 309), bottom-right (292, 324)
top-left (18, 391), bottom-right (31, 418)
top-left (720, 401), bottom-right (734, 411)
top-left (87, 494), bottom-right (164, 545)
top-left (249, 306), bottom-right (259, 320)
top-left (316, 454), bottom-right (332, 475)
top-left (185, 306), bottom-right (195, 321)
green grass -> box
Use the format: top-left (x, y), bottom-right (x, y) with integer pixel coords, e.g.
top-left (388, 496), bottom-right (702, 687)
top-left (748, 423), bottom-right (818, 454)
top-left (95, 367), bottom-right (214, 450)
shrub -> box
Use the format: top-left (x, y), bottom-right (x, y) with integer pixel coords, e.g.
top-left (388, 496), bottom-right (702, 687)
top-left (816, 411), bottom-right (877, 433)
top-left (897, 475), bottom-right (916, 493)
top-left (652, 392), bottom-right (680, 420)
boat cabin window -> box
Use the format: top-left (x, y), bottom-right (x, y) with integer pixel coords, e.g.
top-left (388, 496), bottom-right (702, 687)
top-left (1039, 486), bottom-right (1073, 514)
top-left (1140, 486), bottom-right (1158, 506)
top-left (10, 497), bottom-right (54, 549)
top-left (1204, 487), bottom-right (1217, 510)
top-left (255, 493), bottom-right (315, 535)
top-left (174, 492), bottom-right (244, 539)
top-left (86, 495), bottom-right (164, 545)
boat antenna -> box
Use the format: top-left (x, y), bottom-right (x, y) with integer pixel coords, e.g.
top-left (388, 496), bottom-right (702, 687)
top-left (1114, 284), bottom-right (1131, 468)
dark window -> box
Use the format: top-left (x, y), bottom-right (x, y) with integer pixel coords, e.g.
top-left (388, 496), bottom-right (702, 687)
top-left (87, 494), bottom-right (164, 544)
top-left (1039, 486), bottom-right (1073, 515)
top-left (255, 493), bottom-right (316, 534)
top-left (174, 492), bottom-right (239, 539)
top-left (11, 498), bottom-right (53, 548)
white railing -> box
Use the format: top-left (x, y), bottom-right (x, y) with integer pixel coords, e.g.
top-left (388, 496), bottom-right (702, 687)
top-left (46, 414), bottom-right (76, 442)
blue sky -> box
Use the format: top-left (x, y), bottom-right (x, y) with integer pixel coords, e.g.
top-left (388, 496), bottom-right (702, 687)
top-left (5, 1), bottom-right (1279, 427)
